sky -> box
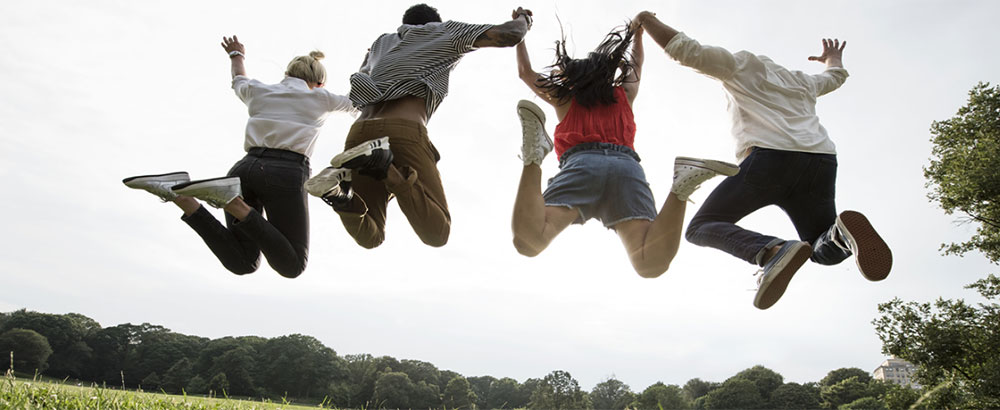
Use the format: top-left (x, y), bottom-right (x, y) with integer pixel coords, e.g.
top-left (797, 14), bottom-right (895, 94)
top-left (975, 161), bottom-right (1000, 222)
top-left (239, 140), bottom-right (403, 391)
top-left (2, 0), bottom-right (999, 393)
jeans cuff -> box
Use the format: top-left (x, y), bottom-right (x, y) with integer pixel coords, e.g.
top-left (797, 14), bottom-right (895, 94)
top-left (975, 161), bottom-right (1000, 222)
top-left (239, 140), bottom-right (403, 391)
top-left (754, 238), bottom-right (785, 266)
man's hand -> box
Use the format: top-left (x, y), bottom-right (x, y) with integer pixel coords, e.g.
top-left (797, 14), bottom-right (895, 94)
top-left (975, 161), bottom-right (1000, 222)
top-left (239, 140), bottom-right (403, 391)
top-left (633, 11), bottom-right (656, 29)
top-left (807, 38), bottom-right (846, 66)
top-left (221, 35), bottom-right (245, 56)
top-left (511, 7), bottom-right (533, 30)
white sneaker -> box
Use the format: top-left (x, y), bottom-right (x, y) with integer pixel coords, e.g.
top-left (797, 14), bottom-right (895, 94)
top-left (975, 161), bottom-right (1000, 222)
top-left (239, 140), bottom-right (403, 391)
top-left (330, 137), bottom-right (393, 180)
top-left (517, 100), bottom-right (553, 166)
top-left (171, 176), bottom-right (242, 208)
top-left (122, 172), bottom-right (190, 202)
top-left (305, 167), bottom-right (353, 205)
top-left (671, 157), bottom-right (740, 202)
top-left (836, 210), bottom-right (892, 281)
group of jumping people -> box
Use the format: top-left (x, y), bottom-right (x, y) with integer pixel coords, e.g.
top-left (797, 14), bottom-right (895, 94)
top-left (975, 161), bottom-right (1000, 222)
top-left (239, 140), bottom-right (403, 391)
top-left (123, 4), bottom-right (892, 309)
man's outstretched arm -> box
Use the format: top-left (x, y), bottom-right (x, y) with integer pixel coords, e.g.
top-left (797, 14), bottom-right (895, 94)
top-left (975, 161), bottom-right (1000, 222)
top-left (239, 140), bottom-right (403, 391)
top-left (807, 38), bottom-right (849, 96)
top-left (474, 7), bottom-right (532, 48)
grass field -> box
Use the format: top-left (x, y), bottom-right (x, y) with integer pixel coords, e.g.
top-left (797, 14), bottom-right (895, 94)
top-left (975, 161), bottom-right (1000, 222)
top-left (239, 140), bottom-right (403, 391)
top-left (1, 372), bottom-right (326, 410)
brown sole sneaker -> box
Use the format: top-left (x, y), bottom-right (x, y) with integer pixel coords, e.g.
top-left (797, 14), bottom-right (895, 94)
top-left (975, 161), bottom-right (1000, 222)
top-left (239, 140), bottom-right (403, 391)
top-left (837, 210), bottom-right (892, 281)
top-left (754, 241), bottom-right (812, 310)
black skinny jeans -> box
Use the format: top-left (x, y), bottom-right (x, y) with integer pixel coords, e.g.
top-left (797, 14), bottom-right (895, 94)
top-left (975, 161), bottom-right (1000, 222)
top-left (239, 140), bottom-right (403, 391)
top-left (182, 148), bottom-right (310, 278)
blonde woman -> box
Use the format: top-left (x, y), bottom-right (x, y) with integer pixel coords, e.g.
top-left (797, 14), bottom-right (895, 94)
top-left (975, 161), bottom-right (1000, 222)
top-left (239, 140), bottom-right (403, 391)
top-left (124, 36), bottom-right (356, 278)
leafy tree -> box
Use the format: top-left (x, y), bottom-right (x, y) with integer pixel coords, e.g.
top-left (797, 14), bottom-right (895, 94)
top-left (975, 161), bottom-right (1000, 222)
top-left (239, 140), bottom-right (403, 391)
top-left (0, 310), bottom-right (97, 378)
top-left (874, 275), bottom-right (1000, 408)
top-left (488, 377), bottom-right (522, 409)
top-left (879, 382), bottom-right (919, 410)
top-left (0, 328), bottom-right (53, 373)
top-left (398, 359), bottom-right (441, 387)
top-left (768, 382), bottom-right (820, 409)
top-left (820, 368), bottom-right (872, 387)
top-left (209, 346), bottom-right (257, 397)
top-left (924, 82), bottom-right (1000, 265)
top-left (682, 378), bottom-right (718, 402)
top-left (442, 376), bottom-right (478, 410)
top-left (701, 378), bottom-right (765, 409)
top-left (186, 375), bottom-right (208, 395)
top-left (142, 372), bottom-right (161, 390)
top-left (516, 378), bottom-right (540, 409)
top-left (257, 334), bottom-right (346, 399)
top-left (373, 371), bottom-right (415, 409)
top-left (162, 357), bottom-right (193, 393)
top-left (820, 376), bottom-right (871, 409)
top-left (590, 377), bottom-right (635, 410)
top-left (730, 365), bottom-right (783, 401)
top-left (529, 370), bottom-right (589, 410)
top-left (208, 372), bottom-right (230, 396)
top-left (633, 382), bottom-right (688, 410)
top-left (468, 375), bottom-right (498, 409)
top-left (840, 396), bottom-right (886, 410)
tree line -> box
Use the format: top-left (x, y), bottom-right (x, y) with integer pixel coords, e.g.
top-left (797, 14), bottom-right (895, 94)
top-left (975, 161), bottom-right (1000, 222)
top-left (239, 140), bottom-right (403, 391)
top-left (0, 308), bottom-right (918, 409)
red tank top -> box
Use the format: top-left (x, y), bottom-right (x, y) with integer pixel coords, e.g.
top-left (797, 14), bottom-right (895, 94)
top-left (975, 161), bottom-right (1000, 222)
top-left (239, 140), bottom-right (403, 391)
top-left (553, 87), bottom-right (636, 160)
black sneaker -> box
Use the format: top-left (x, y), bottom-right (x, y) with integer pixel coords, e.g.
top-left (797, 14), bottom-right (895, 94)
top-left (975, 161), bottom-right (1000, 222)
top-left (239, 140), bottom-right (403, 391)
top-left (836, 210), bottom-right (892, 281)
top-left (330, 137), bottom-right (393, 180)
top-left (753, 240), bottom-right (812, 310)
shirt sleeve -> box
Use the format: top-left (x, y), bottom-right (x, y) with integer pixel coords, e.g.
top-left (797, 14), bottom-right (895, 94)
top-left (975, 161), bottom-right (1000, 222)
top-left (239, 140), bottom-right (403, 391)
top-left (664, 32), bottom-right (738, 81)
top-left (324, 91), bottom-right (359, 117)
top-left (809, 67), bottom-right (849, 97)
top-left (442, 20), bottom-right (494, 53)
top-left (232, 75), bottom-right (253, 103)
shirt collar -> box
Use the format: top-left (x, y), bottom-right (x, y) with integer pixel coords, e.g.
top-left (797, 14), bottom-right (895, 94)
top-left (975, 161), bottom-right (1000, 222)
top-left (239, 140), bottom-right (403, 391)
top-left (281, 76), bottom-right (311, 90)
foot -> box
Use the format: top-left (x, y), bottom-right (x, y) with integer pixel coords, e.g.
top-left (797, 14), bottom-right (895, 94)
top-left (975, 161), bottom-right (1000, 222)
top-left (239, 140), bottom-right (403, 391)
top-left (171, 176), bottom-right (242, 209)
top-left (754, 240), bottom-right (812, 310)
top-left (305, 167), bottom-right (354, 208)
top-left (836, 210), bottom-right (892, 281)
top-left (330, 137), bottom-right (393, 180)
top-left (123, 172), bottom-right (190, 201)
top-left (517, 100), bottom-right (553, 166)
top-left (671, 157), bottom-right (740, 201)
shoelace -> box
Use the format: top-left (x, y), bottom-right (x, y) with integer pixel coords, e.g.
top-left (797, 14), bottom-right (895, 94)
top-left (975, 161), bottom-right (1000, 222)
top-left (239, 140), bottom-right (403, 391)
top-left (749, 268), bottom-right (765, 291)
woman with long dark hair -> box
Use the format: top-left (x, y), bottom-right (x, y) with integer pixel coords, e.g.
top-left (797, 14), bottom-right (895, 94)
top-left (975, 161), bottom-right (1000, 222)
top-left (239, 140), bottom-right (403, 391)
top-left (511, 18), bottom-right (739, 278)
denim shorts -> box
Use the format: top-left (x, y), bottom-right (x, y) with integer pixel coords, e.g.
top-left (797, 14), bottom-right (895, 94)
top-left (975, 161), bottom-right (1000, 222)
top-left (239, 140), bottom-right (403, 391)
top-left (543, 143), bottom-right (657, 228)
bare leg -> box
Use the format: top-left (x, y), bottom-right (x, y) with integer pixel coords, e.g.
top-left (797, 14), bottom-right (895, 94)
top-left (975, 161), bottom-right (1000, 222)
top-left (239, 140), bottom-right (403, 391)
top-left (173, 195), bottom-right (201, 216)
top-left (511, 164), bottom-right (578, 256)
top-left (614, 192), bottom-right (688, 278)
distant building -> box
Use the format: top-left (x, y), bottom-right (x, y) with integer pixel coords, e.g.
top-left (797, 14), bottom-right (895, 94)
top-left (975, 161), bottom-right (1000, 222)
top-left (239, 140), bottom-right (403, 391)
top-left (873, 357), bottom-right (919, 388)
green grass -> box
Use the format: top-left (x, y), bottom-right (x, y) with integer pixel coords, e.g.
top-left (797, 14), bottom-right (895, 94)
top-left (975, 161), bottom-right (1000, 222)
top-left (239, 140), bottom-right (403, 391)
top-left (1, 372), bottom-right (328, 410)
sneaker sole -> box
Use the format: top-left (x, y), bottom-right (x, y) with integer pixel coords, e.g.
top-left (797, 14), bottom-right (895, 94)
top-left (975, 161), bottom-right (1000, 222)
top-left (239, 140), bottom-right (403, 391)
top-left (331, 137), bottom-right (390, 168)
top-left (838, 210), bottom-right (892, 281)
top-left (754, 242), bottom-right (812, 310)
top-left (304, 168), bottom-right (350, 198)
top-left (675, 157), bottom-right (740, 177)
top-left (122, 171), bottom-right (190, 186)
top-left (517, 99), bottom-right (547, 124)
top-left (172, 176), bottom-right (241, 194)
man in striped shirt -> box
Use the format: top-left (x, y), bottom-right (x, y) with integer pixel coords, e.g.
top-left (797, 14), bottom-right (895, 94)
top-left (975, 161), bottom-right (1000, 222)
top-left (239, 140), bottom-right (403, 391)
top-left (306, 4), bottom-right (533, 249)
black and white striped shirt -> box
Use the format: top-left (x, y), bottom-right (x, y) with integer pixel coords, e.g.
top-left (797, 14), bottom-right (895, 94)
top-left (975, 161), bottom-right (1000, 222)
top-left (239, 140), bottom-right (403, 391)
top-left (349, 21), bottom-right (493, 118)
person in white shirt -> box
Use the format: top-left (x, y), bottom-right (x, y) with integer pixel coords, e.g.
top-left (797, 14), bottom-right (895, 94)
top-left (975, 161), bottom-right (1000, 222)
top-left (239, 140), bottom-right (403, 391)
top-left (123, 35), bottom-right (356, 279)
top-left (633, 11), bottom-right (892, 309)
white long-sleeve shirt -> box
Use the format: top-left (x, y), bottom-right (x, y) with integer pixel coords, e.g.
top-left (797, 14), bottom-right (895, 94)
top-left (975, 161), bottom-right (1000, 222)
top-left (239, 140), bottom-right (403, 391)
top-left (233, 76), bottom-right (356, 158)
top-left (665, 32), bottom-right (849, 161)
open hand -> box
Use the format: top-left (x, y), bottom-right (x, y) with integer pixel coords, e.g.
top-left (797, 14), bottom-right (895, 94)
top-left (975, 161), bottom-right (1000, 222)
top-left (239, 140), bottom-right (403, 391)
top-left (221, 35), bottom-right (245, 55)
top-left (807, 38), bottom-right (845, 63)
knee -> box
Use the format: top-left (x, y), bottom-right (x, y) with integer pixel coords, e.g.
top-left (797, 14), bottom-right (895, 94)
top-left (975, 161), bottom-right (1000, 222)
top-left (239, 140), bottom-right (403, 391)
top-left (684, 220), bottom-right (704, 244)
top-left (356, 236), bottom-right (385, 249)
top-left (419, 231), bottom-right (449, 248)
top-left (226, 263), bottom-right (258, 276)
top-left (275, 263), bottom-right (306, 279)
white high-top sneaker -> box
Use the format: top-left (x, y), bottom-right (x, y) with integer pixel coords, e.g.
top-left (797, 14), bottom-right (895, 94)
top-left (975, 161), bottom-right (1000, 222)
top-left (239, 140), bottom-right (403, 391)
top-left (171, 176), bottom-right (242, 208)
top-left (671, 157), bottom-right (740, 201)
top-left (517, 100), bottom-right (553, 166)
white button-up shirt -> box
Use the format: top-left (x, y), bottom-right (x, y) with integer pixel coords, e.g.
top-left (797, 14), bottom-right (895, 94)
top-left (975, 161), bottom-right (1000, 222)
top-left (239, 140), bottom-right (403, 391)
top-left (233, 76), bottom-right (356, 157)
top-left (665, 32), bottom-right (849, 161)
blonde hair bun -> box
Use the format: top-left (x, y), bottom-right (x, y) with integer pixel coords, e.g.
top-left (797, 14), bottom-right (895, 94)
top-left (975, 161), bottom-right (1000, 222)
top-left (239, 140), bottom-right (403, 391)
top-left (286, 50), bottom-right (327, 84)
top-left (309, 50), bottom-right (325, 60)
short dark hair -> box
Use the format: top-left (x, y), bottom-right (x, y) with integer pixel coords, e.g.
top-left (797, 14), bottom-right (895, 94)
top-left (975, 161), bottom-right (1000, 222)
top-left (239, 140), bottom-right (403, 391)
top-left (403, 4), bottom-right (441, 25)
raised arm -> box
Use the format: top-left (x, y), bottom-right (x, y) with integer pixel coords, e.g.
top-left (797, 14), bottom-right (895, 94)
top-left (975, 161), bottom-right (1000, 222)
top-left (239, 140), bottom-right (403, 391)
top-left (221, 36), bottom-right (246, 78)
top-left (808, 38), bottom-right (846, 69)
top-left (473, 7), bottom-right (532, 48)
top-left (633, 11), bottom-right (678, 49)
top-left (807, 38), bottom-right (849, 96)
top-left (622, 21), bottom-right (645, 104)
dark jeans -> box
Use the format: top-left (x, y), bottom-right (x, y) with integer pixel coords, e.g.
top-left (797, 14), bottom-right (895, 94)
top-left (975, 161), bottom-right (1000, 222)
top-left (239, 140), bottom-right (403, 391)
top-left (685, 147), bottom-right (851, 266)
top-left (182, 148), bottom-right (310, 278)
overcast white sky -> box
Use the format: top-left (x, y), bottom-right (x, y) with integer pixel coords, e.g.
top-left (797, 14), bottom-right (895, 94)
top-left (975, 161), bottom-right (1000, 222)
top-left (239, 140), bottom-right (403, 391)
top-left (2, 0), bottom-right (998, 392)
